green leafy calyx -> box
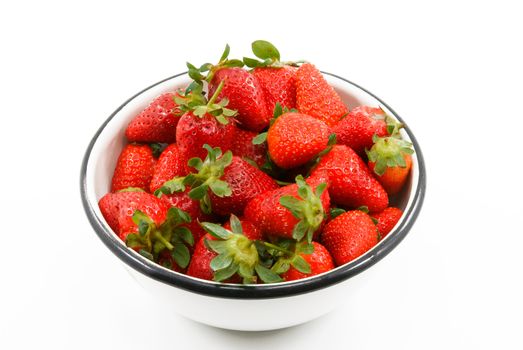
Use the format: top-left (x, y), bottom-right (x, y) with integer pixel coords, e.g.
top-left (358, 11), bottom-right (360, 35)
top-left (126, 208), bottom-right (194, 269)
top-left (186, 145), bottom-right (233, 214)
top-left (279, 175), bottom-right (327, 243)
top-left (263, 240), bottom-right (313, 275)
top-left (201, 215), bottom-right (282, 284)
top-left (366, 135), bottom-right (414, 176)
top-left (175, 80), bottom-right (236, 125)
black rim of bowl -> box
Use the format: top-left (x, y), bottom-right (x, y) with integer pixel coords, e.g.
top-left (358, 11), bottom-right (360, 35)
top-left (80, 71), bottom-right (426, 299)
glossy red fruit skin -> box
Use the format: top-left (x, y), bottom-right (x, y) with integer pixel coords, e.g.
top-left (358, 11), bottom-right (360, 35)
top-left (175, 111), bottom-right (236, 164)
top-left (252, 66), bottom-right (297, 112)
top-left (321, 210), bottom-right (378, 266)
top-left (209, 67), bottom-right (270, 132)
top-left (160, 189), bottom-right (213, 245)
top-left (369, 154), bottom-right (412, 195)
top-left (98, 191), bottom-right (169, 242)
top-left (223, 218), bottom-right (263, 241)
top-left (244, 176), bottom-right (330, 240)
top-left (186, 234), bottom-right (241, 283)
top-left (311, 145), bottom-right (388, 213)
top-left (230, 128), bottom-right (267, 168)
top-left (333, 106), bottom-right (388, 156)
top-left (295, 63), bottom-right (348, 127)
top-left (282, 242), bottom-right (334, 281)
top-left (186, 234), bottom-right (217, 281)
top-left (371, 207), bottom-right (403, 238)
top-left (209, 156), bottom-right (279, 216)
top-left (111, 144), bottom-right (156, 192)
top-left (268, 112), bottom-right (331, 169)
top-left (125, 92), bottom-right (181, 143)
top-left (149, 144), bottom-right (188, 193)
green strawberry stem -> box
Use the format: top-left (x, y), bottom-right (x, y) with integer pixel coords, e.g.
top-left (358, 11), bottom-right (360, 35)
top-left (262, 241), bottom-right (295, 256)
top-left (153, 231), bottom-right (174, 250)
top-left (207, 80), bottom-right (224, 106)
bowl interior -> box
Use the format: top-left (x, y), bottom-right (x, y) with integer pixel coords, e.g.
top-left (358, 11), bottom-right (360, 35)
top-left (82, 72), bottom-right (422, 297)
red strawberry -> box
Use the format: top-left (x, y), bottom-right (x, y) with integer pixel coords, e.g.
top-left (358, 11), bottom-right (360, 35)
top-left (371, 207), bottom-right (403, 238)
top-left (188, 44), bottom-right (270, 132)
top-left (310, 145), bottom-right (388, 212)
top-left (281, 242), bottom-right (334, 281)
top-left (125, 92), bottom-right (182, 143)
top-left (209, 67), bottom-right (269, 132)
top-left (230, 128), bottom-right (268, 168)
top-left (244, 174), bottom-right (330, 242)
top-left (367, 135), bottom-right (414, 195)
top-left (175, 83), bottom-right (237, 162)
top-left (211, 155), bottom-right (278, 215)
top-left (321, 210), bottom-right (379, 266)
top-left (253, 66), bottom-right (296, 112)
top-left (267, 112), bottom-right (331, 169)
top-left (149, 144), bottom-right (187, 193)
top-left (99, 191), bottom-right (195, 268)
top-left (186, 233), bottom-right (218, 281)
top-left (178, 146), bottom-right (278, 216)
top-left (111, 144), bottom-right (156, 192)
top-left (333, 106), bottom-right (390, 155)
top-left (295, 63), bottom-right (348, 127)
top-left (187, 216), bottom-right (281, 283)
top-left (98, 191), bottom-right (169, 241)
top-left (244, 40), bottom-right (298, 112)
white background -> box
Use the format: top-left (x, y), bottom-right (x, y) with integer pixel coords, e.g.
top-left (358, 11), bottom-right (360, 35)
top-left (1, 1), bottom-right (522, 349)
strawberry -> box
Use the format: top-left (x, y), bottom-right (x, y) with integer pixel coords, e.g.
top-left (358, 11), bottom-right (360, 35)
top-left (187, 215), bottom-right (282, 284)
top-left (188, 45), bottom-right (270, 132)
top-left (175, 82), bottom-right (237, 163)
top-left (243, 40), bottom-right (298, 111)
top-left (186, 233), bottom-right (219, 281)
top-left (333, 106), bottom-right (394, 156)
top-left (281, 242), bottom-right (334, 281)
top-left (230, 128), bottom-right (267, 168)
top-left (125, 92), bottom-right (182, 143)
top-left (253, 66), bottom-right (296, 112)
top-left (321, 210), bottom-right (379, 266)
top-left (310, 145), bottom-right (388, 213)
top-left (209, 156), bottom-right (278, 216)
top-left (367, 135), bottom-right (414, 195)
top-left (267, 112), bottom-right (332, 169)
top-left (244, 174), bottom-right (330, 243)
top-left (149, 143), bottom-right (187, 193)
top-left (295, 63), bottom-right (348, 127)
top-left (371, 207), bottom-right (403, 238)
top-left (111, 144), bottom-right (156, 192)
top-left (156, 145), bottom-right (278, 216)
top-left (209, 68), bottom-right (269, 131)
top-left (98, 190), bottom-right (169, 241)
top-left (99, 190), bottom-right (196, 268)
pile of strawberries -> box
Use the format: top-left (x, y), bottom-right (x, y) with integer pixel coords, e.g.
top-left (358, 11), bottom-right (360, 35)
top-left (99, 41), bottom-right (414, 284)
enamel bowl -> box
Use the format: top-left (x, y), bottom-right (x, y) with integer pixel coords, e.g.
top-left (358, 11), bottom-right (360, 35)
top-left (80, 72), bottom-right (426, 331)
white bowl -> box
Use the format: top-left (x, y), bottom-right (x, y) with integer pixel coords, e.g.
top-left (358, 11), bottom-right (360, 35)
top-left (80, 72), bottom-right (426, 331)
